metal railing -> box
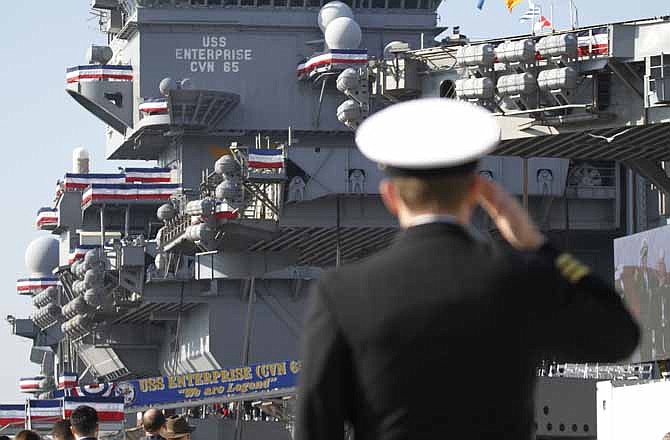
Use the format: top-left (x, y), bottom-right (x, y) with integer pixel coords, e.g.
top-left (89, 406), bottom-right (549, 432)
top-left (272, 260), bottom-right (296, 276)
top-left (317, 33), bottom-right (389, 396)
top-left (132, 0), bottom-right (437, 10)
top-left (539, 362), bottom-right (654, 380)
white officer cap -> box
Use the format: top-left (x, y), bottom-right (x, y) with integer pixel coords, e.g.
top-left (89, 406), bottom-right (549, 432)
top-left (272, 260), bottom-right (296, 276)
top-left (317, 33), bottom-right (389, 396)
top-left (355, 98), bottom-right (500, 177)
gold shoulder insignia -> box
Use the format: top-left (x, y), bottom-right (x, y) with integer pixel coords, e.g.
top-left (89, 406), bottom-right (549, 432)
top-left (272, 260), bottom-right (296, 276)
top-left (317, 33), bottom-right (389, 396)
top-left (555, 253), bottom-right (591, 284)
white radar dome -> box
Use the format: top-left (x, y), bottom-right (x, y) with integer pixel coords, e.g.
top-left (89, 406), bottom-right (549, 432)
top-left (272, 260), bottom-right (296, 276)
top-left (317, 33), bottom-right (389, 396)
top-left (180, 78), bottom-right (195, 90)
top-left (159, 77), bottom-right (178, 97)
top-left (25, 236), bottom-right (59, 276)
top-left (325, 17), bottom-right (362, 50)
top-left (72, 147), bottom-right (89, 160)
top-left (318, 1), bottom-right (354, 33)
top-left (72, 147), bottom-right (90, 174)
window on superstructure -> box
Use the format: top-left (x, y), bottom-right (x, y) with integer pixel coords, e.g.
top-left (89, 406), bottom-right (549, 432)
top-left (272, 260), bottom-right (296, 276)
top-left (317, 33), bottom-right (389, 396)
top-left (209, 0), bottom-right (223, 4)
top-left (306, 0), bottom-right (320, 7)
top-left (240, 0), bottom-right (254, 6)
top-left (341, 0), bottom-right (354, 7)
top-left (404, 0), bottom-right (419, 8)
top-left (191, 0), bottom-right (206, 4)
top-left (257, 0), bottom-right (271, 5)
top-left (274, 0), bottom-right (288, 6)
top-left (439, 80), bottom-right (456, 98)
top-left (387, 0), bottom-right (401, 8)
top-left (371, 0), bottom-right (385, 8)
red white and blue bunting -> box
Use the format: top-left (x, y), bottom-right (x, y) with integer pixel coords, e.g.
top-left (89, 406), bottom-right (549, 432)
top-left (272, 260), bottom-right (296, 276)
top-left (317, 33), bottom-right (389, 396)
top-left (248, 149), bottom-right (284, 169)
top-left (577, 27), bottom-right (608, 57)
top-left (82, 183), bottom-right (181, 205)
top-left (66, 65), bottom-right (133, 84)
top-left (66, 383), bottom-right (116, 398)
top-left (16, 277), bottom-right (59, 296)
top-left (0, 404), bottom-right (26, 426)
top-left (36, 207), bottom-right (58, 230)
top-left (64, 173), bottom-right (126, 191)
top-left (64, 396), bottom-right (125, 425)
top-left (27, 400), bottom-right (62, 428)
top-left (215, 202), bottom-right (239, 220)
top-left (68, 245), bottom-right (100, 265)
top-left (19, 377), bottom-right (46, 393)
top-left (124, 167), bottom-right (172, 183)
top-left (297, 49), bottom-right (368, 80)
top-left (57, 373), bottom-right (79, 390)
top-left (139, 98), bottom-right (168, 115)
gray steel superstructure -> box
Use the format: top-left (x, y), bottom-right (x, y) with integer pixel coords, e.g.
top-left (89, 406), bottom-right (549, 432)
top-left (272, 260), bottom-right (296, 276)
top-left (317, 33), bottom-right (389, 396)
top-left (11, 1), bottom-right (670, 438)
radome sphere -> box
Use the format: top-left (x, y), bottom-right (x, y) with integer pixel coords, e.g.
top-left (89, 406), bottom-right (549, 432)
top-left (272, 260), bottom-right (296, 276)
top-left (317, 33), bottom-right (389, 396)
top-left (318, 1), bottom-right (354, 33)
top-left (325, 17), bottom-right (362, 50)
top-left (159, 77), bottom-right (178, 96)
top-left (25, 236), bottom-right (59, 276)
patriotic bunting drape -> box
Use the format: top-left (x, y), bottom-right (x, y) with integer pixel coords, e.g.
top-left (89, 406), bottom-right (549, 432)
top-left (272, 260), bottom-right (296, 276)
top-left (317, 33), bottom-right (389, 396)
top-left (66, 65), bottom-right (133, 84)
top-left (139, 98), bottom-right (168, 115)
top-left (68, 245), bottom-right (100, 265)
top-left (36, 208), bottom-right (58, 230)
top-left (17, 278), bottom-right (59, 296)
top-left (81, 183), bottom-right (181, 206)
top-left (0, 405), bottom-right (25, 426)
top-left (64, 173), bottom-right (126, 191)
top-left (297, 49), bottom-right (368, 79)
top-left (248, 149), bottom-right (284, 169)
top-left (19, 377), bottom-right (46, 393)
top-left (57, 373), bottom-right (79, 390)
top-left (124, 168), bottom-right (172, 183)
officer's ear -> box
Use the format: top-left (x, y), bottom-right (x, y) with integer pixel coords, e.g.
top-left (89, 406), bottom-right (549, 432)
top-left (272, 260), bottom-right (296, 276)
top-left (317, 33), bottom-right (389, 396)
top-left (379, 179), bottom-right (400, 217)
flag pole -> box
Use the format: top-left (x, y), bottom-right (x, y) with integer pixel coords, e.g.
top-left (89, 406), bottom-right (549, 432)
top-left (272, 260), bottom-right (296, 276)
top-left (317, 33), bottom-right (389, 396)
top-left (528, 0), bottom-right (536, 36)
top-left (569, 0), bottom-right (575, 29)
top-left (534, 3), bottom-right (542, 35)
top-left (550, 1), bottom-right (555, 32)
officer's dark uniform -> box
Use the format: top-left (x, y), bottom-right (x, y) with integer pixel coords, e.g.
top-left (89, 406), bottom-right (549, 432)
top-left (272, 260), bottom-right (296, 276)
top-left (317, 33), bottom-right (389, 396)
top-left (296, 223), bottom-right (639, 440)
top-left (295, 98), bottom-right (639, 440)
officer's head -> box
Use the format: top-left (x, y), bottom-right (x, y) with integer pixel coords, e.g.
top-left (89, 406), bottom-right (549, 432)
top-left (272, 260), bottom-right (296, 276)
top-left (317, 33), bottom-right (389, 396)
top-left (355, 98), bottom-right (499, 227)
top-left (379, 168), bottom-right (481, 225)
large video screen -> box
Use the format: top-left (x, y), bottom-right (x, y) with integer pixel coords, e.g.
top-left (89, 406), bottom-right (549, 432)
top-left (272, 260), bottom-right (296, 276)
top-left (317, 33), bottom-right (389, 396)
top-left (614, 225), bottom-right (670, 363)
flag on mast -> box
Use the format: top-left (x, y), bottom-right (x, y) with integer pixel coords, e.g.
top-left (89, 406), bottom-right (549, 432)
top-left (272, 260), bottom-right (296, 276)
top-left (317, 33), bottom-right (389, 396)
top-left (534, 15), bottom-right (552, 32)
top-left (519, 4), bottom-right (541, 22)
top-left (506, 0), bottom-right (523, 11)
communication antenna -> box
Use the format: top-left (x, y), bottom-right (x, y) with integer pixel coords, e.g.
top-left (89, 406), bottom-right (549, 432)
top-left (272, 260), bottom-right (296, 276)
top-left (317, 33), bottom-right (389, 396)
top-left (569, 0), bottom-right (579, 29)
top-left (87, 9), bottom-right (107, 32)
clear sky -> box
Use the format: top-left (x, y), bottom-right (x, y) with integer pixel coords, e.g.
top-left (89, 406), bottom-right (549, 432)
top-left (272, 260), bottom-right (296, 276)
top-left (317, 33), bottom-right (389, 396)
top-left (0, 0), bottom-right (667, 402)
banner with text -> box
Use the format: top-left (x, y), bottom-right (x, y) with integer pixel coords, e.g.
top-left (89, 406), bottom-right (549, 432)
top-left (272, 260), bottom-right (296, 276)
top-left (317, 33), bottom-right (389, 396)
top-left (114, 360), bottom-right (301, 409)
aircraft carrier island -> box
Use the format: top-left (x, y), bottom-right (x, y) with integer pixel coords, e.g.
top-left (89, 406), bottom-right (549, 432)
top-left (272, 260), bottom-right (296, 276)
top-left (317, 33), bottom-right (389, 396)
top-left (7, 1), bottom-right (670, 439)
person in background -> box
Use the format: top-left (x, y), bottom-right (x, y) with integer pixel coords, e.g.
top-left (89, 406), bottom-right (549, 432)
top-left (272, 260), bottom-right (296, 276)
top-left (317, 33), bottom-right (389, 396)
top-left (162, 415), bottom-right (195, 440)
top-left (52, 419), bottom-right (75, 440)
top-left (69, 406), bottom-right (98, 440)
top-left (143, 408), bottom-right (167, 440)
top-left (15, 432), bottom-right (40, 440)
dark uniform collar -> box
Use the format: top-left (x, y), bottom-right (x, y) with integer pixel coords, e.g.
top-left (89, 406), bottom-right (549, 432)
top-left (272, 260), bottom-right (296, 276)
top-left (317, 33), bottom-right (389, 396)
top-left (402, 215), bottom-right (486, 244)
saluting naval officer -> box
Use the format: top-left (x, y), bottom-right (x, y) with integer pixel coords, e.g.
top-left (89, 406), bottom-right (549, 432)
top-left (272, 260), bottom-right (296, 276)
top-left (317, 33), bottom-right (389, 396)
top-left (295, 98), bottom-right (640, 440)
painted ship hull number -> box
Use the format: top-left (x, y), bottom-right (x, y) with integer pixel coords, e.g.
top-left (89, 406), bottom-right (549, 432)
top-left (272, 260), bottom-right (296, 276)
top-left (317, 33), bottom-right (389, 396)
top-left (175, 36), bottom-right (254, 73)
